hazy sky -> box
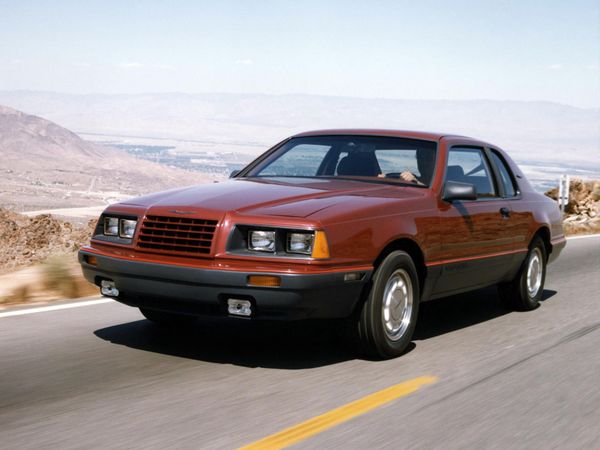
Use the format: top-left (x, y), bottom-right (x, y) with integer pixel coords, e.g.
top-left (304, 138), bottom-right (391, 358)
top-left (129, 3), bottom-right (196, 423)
top-left (1, 0), bottom-right (599, 107)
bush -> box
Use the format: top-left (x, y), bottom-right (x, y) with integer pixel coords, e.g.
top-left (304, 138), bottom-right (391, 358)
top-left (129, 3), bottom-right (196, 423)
top-left (41, 255), bottom-right (79, 298)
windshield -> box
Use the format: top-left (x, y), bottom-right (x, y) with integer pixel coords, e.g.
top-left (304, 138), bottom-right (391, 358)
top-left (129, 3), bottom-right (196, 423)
top-left (246, 135), bottom-right (437, 187)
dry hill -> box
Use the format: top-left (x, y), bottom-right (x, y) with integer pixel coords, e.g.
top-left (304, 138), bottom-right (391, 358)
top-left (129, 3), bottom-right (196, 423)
top-left (0, 105), bottom-right (214, 211)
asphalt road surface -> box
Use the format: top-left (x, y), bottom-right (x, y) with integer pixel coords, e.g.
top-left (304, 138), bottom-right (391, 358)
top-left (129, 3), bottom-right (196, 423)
top-left (1, 236), bottom-right (599, 449)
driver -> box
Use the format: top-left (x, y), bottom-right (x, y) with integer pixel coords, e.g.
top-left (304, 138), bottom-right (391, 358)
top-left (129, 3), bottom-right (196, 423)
top-left (400, 149), bottom-right (434, 185)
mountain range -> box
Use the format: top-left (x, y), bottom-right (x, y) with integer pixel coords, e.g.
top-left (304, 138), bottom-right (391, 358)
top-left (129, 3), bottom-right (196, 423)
top-left (0, 91), bottom-right (598, 167)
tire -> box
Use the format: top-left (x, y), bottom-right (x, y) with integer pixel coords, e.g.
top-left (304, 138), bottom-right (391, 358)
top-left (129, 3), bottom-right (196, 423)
top-left (498, 236), bottom-right (547, 311)
top-left (139, 308), bottom-right (196, 327)
top-left (355, 250), bottom-right (420, 359)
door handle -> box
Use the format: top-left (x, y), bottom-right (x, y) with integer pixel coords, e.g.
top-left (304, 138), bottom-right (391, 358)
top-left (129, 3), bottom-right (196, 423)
top-left (499, 207), bottom-right (511, 218)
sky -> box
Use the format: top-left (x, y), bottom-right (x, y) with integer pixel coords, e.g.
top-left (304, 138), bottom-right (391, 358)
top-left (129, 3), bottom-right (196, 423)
top-left (1, 0), bottom-right (599, 107)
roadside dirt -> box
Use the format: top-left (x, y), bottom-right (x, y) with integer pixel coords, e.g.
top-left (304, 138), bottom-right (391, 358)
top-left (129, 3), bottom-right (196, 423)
top-left (0, 208), bottom-right (98, 305)
top-left (0, 208), bottom-right (96, 274)
top-left (545, 179), bottom-right (600, 235)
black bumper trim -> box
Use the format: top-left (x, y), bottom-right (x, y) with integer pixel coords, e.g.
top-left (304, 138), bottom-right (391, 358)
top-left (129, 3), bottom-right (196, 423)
top-left (79, 251), bottom-right (371, 320)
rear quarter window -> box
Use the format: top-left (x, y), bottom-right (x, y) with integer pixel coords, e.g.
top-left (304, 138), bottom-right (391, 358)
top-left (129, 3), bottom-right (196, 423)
top-left (490, 150), bottom-right (518, 197)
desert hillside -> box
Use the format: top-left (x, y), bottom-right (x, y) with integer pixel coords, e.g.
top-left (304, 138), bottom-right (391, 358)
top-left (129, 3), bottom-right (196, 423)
top-left (0, 105), bottom-right (215, 211)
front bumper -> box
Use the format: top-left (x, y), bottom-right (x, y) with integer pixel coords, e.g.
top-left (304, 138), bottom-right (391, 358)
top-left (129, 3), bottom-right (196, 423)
top-left (79, 251), bottom-right (371, 320)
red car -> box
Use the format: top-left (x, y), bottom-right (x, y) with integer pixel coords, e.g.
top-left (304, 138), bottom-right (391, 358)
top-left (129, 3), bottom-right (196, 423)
top-left (79, 130), bottom-right (566, 358)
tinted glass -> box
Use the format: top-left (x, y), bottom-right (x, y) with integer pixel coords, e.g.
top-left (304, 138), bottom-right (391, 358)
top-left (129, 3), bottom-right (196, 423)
top-left (257, 144), bottom-right (330, 177)
top-left (249, 136), bottom-right (437, 186)
top-left (375, 149), bottom-right (419, 176)
top-left (446, 147), bottom-right (496, 198)
top-left (490, 150), bottom-right (517, 197)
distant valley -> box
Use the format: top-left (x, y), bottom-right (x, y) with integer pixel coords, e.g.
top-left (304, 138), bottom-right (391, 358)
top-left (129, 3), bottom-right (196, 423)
top-left (1, 91), bottom-right (599, 196)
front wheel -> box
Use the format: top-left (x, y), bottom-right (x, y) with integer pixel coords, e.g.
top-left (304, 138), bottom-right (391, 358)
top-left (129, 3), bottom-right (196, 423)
top-left (355, 251), bottom-right (420, 359)
top-left (499, 236), bottom-right (547, 311)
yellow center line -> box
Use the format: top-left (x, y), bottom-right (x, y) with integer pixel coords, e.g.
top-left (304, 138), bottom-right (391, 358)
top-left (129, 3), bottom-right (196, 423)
top-left (239, 375), bottom-right (438, 450)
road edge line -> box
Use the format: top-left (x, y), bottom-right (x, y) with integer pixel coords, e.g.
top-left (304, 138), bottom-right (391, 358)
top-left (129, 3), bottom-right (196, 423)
top-left (0, 298), bottom-right (114, 318)
top-left (566, 233), bottom-right (600, 240)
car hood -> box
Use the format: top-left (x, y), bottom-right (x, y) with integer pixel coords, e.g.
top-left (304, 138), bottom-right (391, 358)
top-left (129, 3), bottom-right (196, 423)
top-left (120, 177), bottom-right (425, 219)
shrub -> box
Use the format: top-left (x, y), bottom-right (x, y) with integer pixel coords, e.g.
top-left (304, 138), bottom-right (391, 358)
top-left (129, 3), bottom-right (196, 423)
top-left (41, 255), bottom-right (79, 298)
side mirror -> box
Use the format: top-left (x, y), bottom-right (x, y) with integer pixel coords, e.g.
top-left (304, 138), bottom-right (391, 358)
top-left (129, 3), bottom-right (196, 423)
top-left (229, 170), bottom-right (241, 178)
top-left (443, 181), bottom-right (477, 202)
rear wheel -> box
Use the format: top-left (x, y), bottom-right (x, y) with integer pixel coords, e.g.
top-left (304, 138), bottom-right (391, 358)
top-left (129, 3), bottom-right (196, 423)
top-left (355, 251), bottom-right (420, 359)
top-left (499, 236), bottom-right (547, 311)
top-left (139, 308), bottom-right (196, 327)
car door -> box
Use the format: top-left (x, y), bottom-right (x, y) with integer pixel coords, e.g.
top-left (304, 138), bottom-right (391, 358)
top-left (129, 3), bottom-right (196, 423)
top-left (487, 147), bottom-right (531, 254)
top-left (432, 145), bottom-right (514, 296)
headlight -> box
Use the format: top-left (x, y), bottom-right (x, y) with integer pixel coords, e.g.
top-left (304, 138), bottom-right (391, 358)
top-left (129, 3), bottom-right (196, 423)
top-left (248, 230), bottom-right (275, 252)
top-left (287, 232), bottom-right (314, 255)
top-left (119, 219), bottom-right (137, 238)
top-left (104, 217), bottom-right (119, 236)
top-left (232, 227), bottom-right (329, 258)
top-left (103, 216), bottom-right (137, 239)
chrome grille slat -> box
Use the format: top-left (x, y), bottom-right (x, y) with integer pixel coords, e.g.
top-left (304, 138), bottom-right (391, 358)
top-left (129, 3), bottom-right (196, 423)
top-left (141, 224), bottom-right (215, 234)
top-left (138, 236), bottom-right (212, 247)
top-left (138, 231), bottom-right (213, 242)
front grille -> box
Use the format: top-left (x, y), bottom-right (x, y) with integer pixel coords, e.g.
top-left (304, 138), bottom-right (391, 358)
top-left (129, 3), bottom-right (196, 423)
top-left (136, 215), bottom-right (218, 257)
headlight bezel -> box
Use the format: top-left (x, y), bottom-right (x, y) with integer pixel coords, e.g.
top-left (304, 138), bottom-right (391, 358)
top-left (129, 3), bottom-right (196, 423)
top-left (93, 214), bottom-right (139, 244)
top-left (227, 225), bottom-right (329, 259)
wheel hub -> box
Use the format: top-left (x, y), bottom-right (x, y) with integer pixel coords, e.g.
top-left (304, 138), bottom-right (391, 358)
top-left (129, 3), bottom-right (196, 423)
top-left (526, 248), bottom-right (543, 298)
top-left (382, 269), bottom-right (413, 341)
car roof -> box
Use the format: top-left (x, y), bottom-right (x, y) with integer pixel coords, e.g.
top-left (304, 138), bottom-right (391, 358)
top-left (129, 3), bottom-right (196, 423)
top-left (291, 129), bottom-right (478, 142)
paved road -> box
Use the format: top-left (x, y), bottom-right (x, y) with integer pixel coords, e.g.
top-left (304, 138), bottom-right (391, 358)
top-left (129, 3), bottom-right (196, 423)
top-left (1, 236), bottom-right (599, 449)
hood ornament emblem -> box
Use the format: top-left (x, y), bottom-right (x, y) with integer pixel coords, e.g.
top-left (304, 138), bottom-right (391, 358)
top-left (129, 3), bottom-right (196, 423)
top-left (169, 210), bottom-right (196, 215)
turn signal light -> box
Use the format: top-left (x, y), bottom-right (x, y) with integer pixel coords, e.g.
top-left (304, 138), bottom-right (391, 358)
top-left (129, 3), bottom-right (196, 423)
top-left (247, 275), bottom-right (281, 287)
top-left (311, 231), bottom-right (330, 259)
top-left (85, 255), bottom-right (98, 266)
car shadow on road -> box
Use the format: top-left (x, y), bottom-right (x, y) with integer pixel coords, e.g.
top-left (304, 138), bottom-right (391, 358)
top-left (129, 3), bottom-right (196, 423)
top-left (94, 317), bottom-right (360, 370)
top-left (94, 288), bottom-right (556, 369)
top-left (540, 289), bottom-right (558, 302)
top-left (414, 287), bottom-right (557, 340)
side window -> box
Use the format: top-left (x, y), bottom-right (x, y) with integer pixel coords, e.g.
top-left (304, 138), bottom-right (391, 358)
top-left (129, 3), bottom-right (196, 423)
top-left (490, 150), bottom-right (518, 197)
top-left (447, 147), bottom-right (496, 198)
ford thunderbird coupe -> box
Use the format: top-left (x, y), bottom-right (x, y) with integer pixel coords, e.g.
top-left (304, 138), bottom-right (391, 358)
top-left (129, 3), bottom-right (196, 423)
top-left (79, 130), bottom-right (565, 358)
